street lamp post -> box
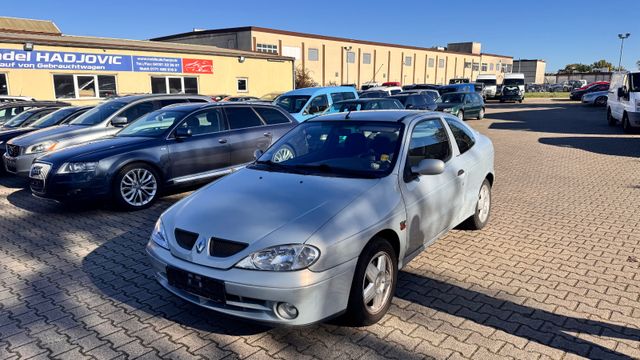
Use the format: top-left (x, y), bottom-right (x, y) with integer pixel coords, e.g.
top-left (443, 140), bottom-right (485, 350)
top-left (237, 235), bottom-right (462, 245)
top-left (618, 33), bottom-right (631, 70)
top-left (343, 46), bottom-right (352, 85)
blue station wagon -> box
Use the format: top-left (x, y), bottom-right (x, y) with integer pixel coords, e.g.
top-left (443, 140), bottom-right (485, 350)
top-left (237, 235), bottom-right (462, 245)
top-left (275, 86), bottom-right (358, 122)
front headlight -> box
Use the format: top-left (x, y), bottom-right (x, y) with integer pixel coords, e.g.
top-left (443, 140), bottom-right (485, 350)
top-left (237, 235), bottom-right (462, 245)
top-left (56, 162), bottom-right (98, 174)
top-left (151, 218), bottom-right (169, 249)
top-left (235, 244), bottom-right (320, 271)
top-left (24, 141), bottom-right (57, 155)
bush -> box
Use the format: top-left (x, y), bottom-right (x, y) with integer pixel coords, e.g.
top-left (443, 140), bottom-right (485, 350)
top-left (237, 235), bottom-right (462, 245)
top-left (295, 67), bottom-right (318, 89)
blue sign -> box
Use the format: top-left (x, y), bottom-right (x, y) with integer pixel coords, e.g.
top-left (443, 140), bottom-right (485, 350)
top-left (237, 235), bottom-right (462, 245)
top-left (0, 49), bottom-right (132, 71)
top-left (133, 56), bottom-right (182, 73)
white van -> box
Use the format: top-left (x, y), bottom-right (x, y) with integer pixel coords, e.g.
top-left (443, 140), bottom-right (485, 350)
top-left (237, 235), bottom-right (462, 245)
top-left (476, 74), bottom-right (498, 99)
top-left (607, 71), bottom-right (640, 132)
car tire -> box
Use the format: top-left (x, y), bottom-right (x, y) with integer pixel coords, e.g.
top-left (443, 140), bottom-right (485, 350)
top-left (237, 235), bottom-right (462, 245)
top-left (457, 110), bottom-right (464, 121)
top-left (477, 108), bottom-right (485, 119)
top-left (595, 96), bottom-right (607, 107)
top-left (343, 237), bottom-right (398, 326)
top-left (461, 179), bottom-right (492, 230)
top-left (622, 113), bottom-right (634, 133)
top-left (607, 108), bottom-right (616, 126)
top-left (113, 163), bottom-right (161, 211)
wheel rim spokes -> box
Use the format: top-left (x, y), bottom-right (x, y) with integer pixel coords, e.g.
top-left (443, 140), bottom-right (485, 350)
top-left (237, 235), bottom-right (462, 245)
top-left (120, 168), bottom-right (157, 207)
top-left (363, 252), bottom-right (393, 314)
top-left (477, 184), bottom-right (491, 222)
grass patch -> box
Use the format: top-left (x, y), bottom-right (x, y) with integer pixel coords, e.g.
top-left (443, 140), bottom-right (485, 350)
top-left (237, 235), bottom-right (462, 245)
top-left (525, 92), bottom-right (570, 98)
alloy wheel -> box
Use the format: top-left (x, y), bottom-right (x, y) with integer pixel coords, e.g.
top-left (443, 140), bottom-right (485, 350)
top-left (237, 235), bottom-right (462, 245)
top-left (477, 182), bottom-right (491, 223)
top-left (120, 168), bottom-right (158, 207)
top-left (362, 251), bottom-right (393, 314)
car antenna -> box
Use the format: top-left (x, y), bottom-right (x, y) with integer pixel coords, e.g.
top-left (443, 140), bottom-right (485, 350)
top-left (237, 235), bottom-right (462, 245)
top-left (345, 110), bottom-right (352, 120)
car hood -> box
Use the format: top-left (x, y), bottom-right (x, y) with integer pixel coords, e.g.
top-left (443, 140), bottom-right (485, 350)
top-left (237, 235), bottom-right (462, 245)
top-left (163, 167), bottom-right (380, 269)
top-left (37, 136), bottom-right (154, 163)
top-left (9, 124), bottom-right (93, 147)
top-left (0, 127), bottom-right (36, 142)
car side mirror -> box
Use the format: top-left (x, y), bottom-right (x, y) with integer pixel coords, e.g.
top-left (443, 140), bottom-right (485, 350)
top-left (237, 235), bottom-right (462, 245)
top-left (411, 159), bottom-right (445, 176)
top-left (111, 116), bottom-right (128, 127)
top-left (253, 149), bottom-right (263, 160)
top-left (174, 127), bottom-right (192, 139)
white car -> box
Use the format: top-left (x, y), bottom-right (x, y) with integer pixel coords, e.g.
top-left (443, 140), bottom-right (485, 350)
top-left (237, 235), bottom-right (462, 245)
top-left (147, 110), bottom-right (495, 326)
top-left (366, 86), bottom-right (403, 96)
top-left (607, 71), bottom-right (640, 132)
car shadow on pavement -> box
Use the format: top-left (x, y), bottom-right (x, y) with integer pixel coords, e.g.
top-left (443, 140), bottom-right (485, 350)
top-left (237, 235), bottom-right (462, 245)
top-left (539, 137), bottom-right (640, 158)
top-left (0, 175), bottom-right (29, 189)
top-left (486, 103), bottom-right (620, 136)
top-left (395, 272), bottom-right (639, 359)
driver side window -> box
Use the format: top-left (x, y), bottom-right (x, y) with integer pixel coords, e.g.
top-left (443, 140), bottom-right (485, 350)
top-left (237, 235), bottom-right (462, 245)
top-left (406, 119), bottom-right (452, 169)
top-left (178, 108), bottom-right (227, 136)
top-left (307, 95), bottom-right (329, 114)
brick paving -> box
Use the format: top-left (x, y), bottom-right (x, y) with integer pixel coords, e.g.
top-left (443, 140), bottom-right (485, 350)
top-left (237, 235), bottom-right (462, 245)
top-left (0, 98), bottom-right (639, 359)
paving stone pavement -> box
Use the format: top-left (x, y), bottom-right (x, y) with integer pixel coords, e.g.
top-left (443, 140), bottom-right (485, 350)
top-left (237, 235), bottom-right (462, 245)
top-left (0, 99), bottom-right (639, 360)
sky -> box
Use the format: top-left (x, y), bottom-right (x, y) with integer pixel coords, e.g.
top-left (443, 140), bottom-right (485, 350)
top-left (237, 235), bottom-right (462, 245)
top-left (4, 0), bottom-right (640, 72)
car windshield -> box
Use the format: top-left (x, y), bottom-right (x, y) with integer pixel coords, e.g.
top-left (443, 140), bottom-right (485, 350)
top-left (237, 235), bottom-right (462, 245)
top-left (504, 79), bottom-right (525, 86)
top-left (275, 95), bottom-right (311, 113)
top-left (437, 93), bottom-right (464, 104)
top-left (2, 110), bottom-right (39, 128)
top-left (30, 107), bottom-right (76, 128)
top-left (117, 110), bottom-right (187, 138)
top-left (252, 120), bottom-right (403, 179)
top-left (69, 101), bottom-right (127, 126)
top-left (476, 79), bottom-right (497, 86)
top-left (360, 91), bottom-right (388, 98)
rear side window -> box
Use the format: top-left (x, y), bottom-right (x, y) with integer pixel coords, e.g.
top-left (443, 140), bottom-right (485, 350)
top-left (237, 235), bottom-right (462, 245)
top-left (445, 117), bottom-right (476, 154)
top-left (120, 101), bottom-right (156, 123)
top-left (225, 107), bottom-right (264, 130)
top-left (254, 107), bottom-right (290, 125)
top-left (331, 92), bottom-right (356, 103)
top-left (181, 108), bottom-right (227, 135)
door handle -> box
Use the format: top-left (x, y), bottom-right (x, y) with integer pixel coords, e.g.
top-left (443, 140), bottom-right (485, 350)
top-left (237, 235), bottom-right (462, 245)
top-left (457, 169), bottom-right (465, 176)
top-left (264, 132), bottom-right (272, 137)
top-left (218, 138), bottom-right (227, 144)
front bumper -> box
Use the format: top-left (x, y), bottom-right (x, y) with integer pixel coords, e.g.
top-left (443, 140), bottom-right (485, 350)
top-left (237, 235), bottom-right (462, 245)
top-left (146, 241), bottom-right (357, 326)
top-left (501, 94), bottom-right (523, 102)
top-left (29, 163), bottom-right (110, 201)
top-left (3, 153), bottom-right (39, 177)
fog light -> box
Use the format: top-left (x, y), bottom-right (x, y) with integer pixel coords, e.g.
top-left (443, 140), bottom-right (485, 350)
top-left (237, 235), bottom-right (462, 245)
top-left (276, 302), bottom-right (298, 320)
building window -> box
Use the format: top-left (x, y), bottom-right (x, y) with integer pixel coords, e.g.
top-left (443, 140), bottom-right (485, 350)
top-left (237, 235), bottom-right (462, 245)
top-left (308, 48), bottom-right (319, 61)
top-left (0, 74), bottom-right (7, 95)
top-left (256, 43), bottom-right (278, 54)
top-left (490, 63), bottom-right (494, 71)
top-left (53, 74), bottom-right (116, 99)
top-left (481, 63), bottom-right (488, 72)
top-left (150, 76), bottom-right (198, 94)
top-left (472, 63), bottom-right (479, 71)
top-left (438, 58), bottom-right (445, 68)
top-left (237, 77), bottom-right (248, 92)
top-left (464, 61), bottom-right (472, 69)
top-left (404, 56), bottom-right (412, 66)
top-left (428, 58), bottom-right (435, 68)
top-left (363, 53), bottom-right (371, 64)
top-left (346, 51), bottom-right (355, 64)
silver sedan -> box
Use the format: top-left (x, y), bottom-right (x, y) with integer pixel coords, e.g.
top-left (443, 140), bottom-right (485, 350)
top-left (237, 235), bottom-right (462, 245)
top-left (146, 110), bottom-right (495, 326)
top-left (581, 90), bottom-right (609, 106)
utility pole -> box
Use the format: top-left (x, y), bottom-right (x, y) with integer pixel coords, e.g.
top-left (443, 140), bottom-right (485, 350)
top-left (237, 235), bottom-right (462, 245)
top-left (618, 33), bottom-right (631, 70)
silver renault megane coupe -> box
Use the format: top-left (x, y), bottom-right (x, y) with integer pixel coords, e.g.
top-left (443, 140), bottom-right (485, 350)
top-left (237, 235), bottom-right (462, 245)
top-left (146, 110), bottom-right (495, 326)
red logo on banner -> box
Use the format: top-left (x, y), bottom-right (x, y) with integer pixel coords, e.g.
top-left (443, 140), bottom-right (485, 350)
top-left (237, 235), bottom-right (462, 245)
top-left (182, 58), bottom-right (213, 74)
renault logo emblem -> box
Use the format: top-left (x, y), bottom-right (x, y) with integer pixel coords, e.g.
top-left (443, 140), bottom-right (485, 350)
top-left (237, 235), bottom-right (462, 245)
top-left (195, 238), bottom-right (206, 254)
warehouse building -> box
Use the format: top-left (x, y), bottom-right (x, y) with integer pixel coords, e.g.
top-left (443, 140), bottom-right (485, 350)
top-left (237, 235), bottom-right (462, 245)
top-left (511, 59), bottom-right (547, 84)
top-left (152, 27), bottom-right (514, 87)
top-left (0, 17), bottom-right (294, 104)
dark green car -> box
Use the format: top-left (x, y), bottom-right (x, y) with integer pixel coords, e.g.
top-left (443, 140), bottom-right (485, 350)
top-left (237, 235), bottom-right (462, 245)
top-left (436, 92), bottom-right (485, 120)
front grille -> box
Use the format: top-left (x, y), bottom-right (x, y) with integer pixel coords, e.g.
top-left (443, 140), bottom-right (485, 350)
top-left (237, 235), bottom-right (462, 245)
top-left (6, 144), bottom-right (20, 157)
top-left (175, 228), bottom-right (199, 250)
top-left (29, 163), bottom-right (52, 194)
top-left (209, 238), bottom-right (248, 257)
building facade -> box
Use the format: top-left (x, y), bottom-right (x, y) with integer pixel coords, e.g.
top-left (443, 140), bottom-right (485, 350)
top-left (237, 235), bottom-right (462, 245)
top-left (511, 59), bottom-right (547, 84)
top-left (153, 27), bottom-right (514, 88)
top-left (0, 18), bottom-right (294, 104)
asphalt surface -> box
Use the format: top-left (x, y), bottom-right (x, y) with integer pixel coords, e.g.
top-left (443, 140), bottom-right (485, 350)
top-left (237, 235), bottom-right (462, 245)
top-left (0, 98), bottom-right (639, 359)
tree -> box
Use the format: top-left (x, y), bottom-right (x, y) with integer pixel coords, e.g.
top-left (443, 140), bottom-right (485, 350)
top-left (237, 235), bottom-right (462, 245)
top-left (591, 59), bottom-right (614, 71)
top-left (295, 66), bottom-right (318, 89)
top-left (559, 63), bottom-right (592, 74)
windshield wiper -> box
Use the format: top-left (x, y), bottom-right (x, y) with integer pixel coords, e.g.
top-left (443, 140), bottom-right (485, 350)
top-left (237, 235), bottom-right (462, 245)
top-left (254, 160), bottom-right (308, 174)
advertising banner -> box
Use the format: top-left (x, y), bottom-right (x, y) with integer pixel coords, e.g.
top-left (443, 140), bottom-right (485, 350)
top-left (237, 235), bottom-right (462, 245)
top-left (0, 48), bottom-right (213, 74)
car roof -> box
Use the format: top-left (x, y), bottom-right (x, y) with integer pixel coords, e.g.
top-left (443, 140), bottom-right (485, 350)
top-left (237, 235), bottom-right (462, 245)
top-left (309, 110), bottom-right (440, 124)
top-left (0, 101), bottom-right (70, 109)
top-left (160, 101), bottom-right (284, 112)
top-left (281, 86), bottom-right (356, 96)
top-left (109, 93), bottom-right (212, 103)
top-left (334, 98), bottom-right (394, 104)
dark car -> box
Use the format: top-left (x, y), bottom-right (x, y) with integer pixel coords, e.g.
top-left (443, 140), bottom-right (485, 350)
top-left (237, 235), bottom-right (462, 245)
top-left (404, 84), bottom-right (440, 91)
top-left (499, 85), bottom-right (523, 103)
top-left (222, 96), bottom-right (260, 102)
top-left (1, 107), bottom-right (62, 130)
top-left (359, 90), bottom-right (389, 99)
top-left (388, 93), bottom-right (437, 111)
top-left (0, 101), bottom-right (70, 125)
top-left (570, 82), bottom-right (610, 101)
top-left (29, 103), bottom-right (297, 210)
top-left (439, 84), bottom-right (475, 95)
top-left (326, 98), bottom-right (403, 113)
top-left (436, 92), bottom-right (485, 120)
